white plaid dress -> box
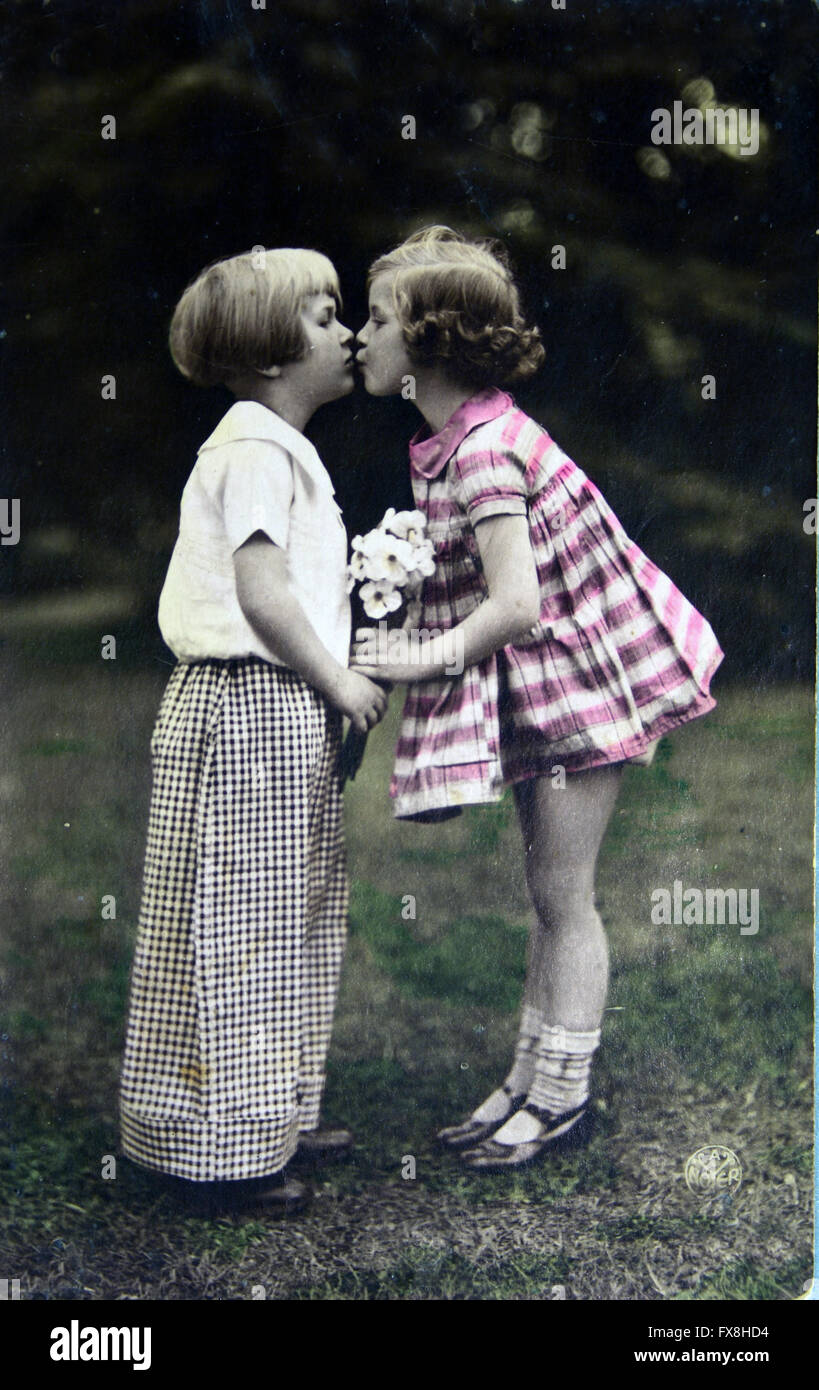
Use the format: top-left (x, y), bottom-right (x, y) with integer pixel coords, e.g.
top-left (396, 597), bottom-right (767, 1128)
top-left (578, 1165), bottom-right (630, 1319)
top-left (120, 658), bottom-right (348, 1182)
top-left (391, 389), bottom-right (724, 820)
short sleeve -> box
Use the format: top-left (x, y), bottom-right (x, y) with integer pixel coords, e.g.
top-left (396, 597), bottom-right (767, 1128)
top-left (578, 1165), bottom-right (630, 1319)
top-left (216, 440), bottom-right (295, 553)
top-left (449, 442), bottom-right (528, 525)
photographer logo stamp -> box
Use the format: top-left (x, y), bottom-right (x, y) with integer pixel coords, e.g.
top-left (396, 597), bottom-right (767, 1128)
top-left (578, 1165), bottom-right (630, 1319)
top-left (684, 1145), bottom-right (742, 1195)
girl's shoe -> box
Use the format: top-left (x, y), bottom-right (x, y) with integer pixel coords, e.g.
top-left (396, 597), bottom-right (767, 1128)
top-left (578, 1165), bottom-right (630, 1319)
top-left (435, 1085), bottom-right (528, 1150)
top-left (459, 1101), bottom-right (591, 1172)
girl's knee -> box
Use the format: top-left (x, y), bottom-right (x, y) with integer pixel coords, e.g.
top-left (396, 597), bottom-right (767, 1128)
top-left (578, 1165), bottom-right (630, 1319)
top-left (526, 870), bottom-right (596, 929)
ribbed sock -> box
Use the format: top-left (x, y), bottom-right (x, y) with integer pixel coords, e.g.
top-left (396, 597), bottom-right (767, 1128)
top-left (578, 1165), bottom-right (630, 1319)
top-left (528, 1023), bottom-right (600, 1114)
top-left (492, 1023), bottom-right (600, 1145)
top-left (471, 1004), bottom-right (545, 1124)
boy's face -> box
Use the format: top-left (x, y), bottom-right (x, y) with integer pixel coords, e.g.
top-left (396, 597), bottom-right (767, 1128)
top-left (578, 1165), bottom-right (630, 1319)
top-left (356, 274), bottom-right (415, 396)
top-left (282, 293), bottom-right (355, 407)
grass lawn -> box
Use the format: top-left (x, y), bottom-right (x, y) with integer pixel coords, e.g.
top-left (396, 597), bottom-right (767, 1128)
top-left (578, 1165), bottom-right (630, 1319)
top-left (0, 634), bottom-right (813, 1300)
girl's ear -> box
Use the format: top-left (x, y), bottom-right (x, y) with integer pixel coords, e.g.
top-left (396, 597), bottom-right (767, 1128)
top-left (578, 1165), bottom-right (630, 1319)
top-left (256, 364), bottom-right (282, 378)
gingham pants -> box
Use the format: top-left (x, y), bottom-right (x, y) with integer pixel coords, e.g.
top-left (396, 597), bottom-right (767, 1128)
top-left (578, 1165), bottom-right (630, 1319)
top-left (119, 658), bottom-right (348, 1182)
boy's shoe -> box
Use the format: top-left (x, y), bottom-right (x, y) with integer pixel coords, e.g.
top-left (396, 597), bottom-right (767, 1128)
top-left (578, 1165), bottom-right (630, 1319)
top-left (241, 1175), bottom-right (311, 1214)
top-left (459, 1102), bottom-right (591, 1172)
top-left (436, 1085), bottom-right (528, 1150)
top-left (170, 1170), bottom-right (311, 1216)
top-left (292, 1126), bottom-right (354, 1162)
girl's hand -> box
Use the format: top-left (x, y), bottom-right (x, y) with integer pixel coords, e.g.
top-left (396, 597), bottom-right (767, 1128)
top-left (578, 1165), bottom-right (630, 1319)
top-left (351, 513), bottom-right (541, 684)
top-left (350, 627), bottom-right (380, 675)
top-left (350, 628), bottom-right (429, 684)
top-left (347, 630), bottom-right (396, 682)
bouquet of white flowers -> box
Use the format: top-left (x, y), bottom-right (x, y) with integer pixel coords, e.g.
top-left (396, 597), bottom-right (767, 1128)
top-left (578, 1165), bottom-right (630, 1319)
top-left (347, 507), bottom-right (435, 620)
top-left (339, 508), bottom-right (435, 784)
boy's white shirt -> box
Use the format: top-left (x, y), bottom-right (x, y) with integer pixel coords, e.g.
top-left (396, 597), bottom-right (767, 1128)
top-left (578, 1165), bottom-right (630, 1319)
top-left (158, 400), bottom-right (351, 668)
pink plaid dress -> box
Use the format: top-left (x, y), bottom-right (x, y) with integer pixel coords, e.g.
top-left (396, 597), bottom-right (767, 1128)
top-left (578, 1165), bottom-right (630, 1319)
top-left (391, 388), bottom-right (723, 820)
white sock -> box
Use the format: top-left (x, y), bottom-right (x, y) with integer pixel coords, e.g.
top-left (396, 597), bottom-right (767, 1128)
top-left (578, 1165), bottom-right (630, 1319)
top-left (491, 1024), bottom-right (600, 1146)
top-left (471, 1004), bottom-right (545, 1124)
top-left (505, 1004), bottom-right (546, 1094)
top-left (528, 1024), bottom-right (600, 1114)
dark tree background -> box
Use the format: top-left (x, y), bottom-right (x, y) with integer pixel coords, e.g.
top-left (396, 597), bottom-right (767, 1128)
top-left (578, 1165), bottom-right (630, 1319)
top-left (1, 0), bottom-right (816, 680)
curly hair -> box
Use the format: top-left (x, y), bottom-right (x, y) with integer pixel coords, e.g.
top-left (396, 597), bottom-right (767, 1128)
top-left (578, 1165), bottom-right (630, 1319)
top-left (368, 226), bottom-right (544, 388)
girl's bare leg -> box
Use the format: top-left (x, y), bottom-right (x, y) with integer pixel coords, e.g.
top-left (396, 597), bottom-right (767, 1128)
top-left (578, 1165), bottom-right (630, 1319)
top-left (453, 764), bottom-right (624, 1162)
top-left (437, 762), bottom-right (623, 1146)
top-left (515, 764), bottom-right (623, 1031)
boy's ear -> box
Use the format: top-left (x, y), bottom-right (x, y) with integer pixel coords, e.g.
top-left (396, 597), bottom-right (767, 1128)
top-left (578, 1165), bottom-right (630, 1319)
top-left (256, 364), bottom-right (282, 378)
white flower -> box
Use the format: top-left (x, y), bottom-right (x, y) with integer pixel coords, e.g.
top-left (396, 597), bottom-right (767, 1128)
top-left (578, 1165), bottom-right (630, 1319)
top-left (411, 542), bottom-right (436, 577)
top-left (360, 580), bottom-right (403, 620)
top-left (349, 547), bottom-right (369, 582)
top-left (383, 508), bottom-right (428, 546)
top-left (349, 513), bottom-right (433, 605)
top-left (403, 541), bottom-right (436, 593)
top-left (362, 533), bottom-right (415, 585)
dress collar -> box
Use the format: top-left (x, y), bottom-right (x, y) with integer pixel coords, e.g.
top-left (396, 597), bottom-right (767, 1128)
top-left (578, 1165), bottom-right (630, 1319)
top-left (409, 388), bottom-right (514, 480)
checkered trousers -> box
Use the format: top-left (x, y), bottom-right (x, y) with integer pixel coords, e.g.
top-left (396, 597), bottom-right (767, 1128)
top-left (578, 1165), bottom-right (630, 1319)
top-left (120, 658), bottom-right (348, 1182)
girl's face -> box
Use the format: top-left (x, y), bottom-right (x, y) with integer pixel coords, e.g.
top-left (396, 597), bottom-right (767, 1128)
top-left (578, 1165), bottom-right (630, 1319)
top-left (283, 293), bottom-right (355, 407)
top-left (356, 274), bottom-right (415, 396)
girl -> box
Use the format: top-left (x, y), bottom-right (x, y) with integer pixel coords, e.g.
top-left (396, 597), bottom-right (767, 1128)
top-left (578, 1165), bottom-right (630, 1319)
top-left (119, 248), bottom-right (387, 1213)
top-left (353, 226), bottom-right (723, 1172)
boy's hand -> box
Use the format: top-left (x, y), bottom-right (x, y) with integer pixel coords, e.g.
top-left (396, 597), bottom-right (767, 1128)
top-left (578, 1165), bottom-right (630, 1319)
top-left (335, 669), bottom-right (389, 732)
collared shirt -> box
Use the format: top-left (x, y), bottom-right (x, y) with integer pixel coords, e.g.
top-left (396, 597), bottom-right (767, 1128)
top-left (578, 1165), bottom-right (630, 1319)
top-left (158, 401), bottom-right (351, 668)
top-left (391, 388), bottom-right (723, 819)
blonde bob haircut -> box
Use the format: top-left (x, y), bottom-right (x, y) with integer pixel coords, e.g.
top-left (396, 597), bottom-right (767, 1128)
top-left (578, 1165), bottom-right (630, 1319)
top-left (169, 247), bottom-right (341, 388)
top-left (368, 226), bottom-right (544, 388)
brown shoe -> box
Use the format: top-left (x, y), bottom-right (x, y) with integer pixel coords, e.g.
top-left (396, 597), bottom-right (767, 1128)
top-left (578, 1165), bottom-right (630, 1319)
top-left (293, 1126), bottom-right (354, 1162)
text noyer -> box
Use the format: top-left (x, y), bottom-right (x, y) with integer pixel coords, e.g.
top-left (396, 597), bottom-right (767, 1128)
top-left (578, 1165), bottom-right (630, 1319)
top-left (357, 621), bottom-right (464, 675)
top-left (650, 101), bottom-right (760, 156)
top-left (651, 881), bottom-right (759, 935)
